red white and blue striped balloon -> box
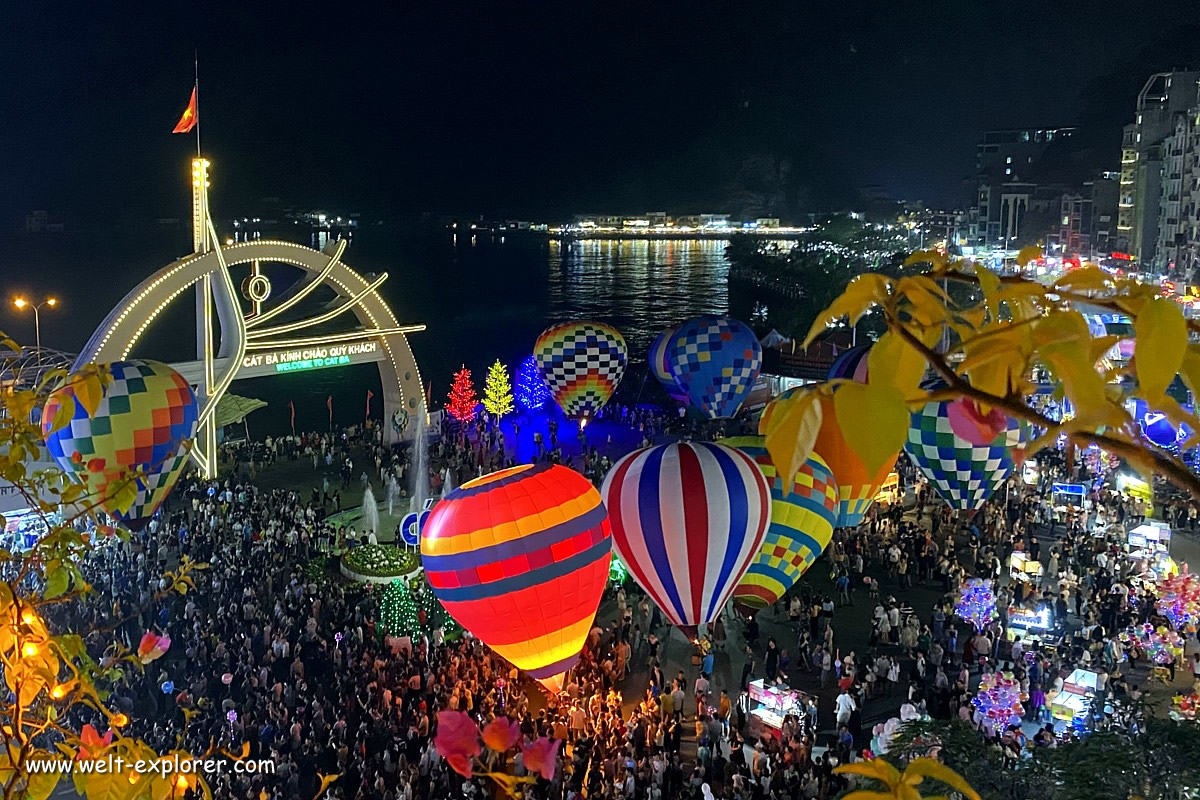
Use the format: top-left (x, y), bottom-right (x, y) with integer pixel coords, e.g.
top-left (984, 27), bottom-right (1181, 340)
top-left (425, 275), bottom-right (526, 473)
top-left (601, 442), bottom-right (771, 633)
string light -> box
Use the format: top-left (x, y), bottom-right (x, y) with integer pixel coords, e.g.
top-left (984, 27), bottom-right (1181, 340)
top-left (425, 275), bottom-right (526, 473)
top-left (515, 355), bottom-right (552, 411)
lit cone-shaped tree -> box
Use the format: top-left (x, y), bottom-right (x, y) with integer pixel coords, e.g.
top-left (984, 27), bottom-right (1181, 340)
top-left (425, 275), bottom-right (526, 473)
top-left (516, 354), bottom-right (552, 411)
top-left (482, 359), bottom-right (515, 420)
top-left (446, 365), bottom-right (477, 423)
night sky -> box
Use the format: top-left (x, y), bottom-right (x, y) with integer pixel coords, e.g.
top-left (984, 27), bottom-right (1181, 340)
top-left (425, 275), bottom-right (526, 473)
top-left (3, 0), bottom-right (1200, 224)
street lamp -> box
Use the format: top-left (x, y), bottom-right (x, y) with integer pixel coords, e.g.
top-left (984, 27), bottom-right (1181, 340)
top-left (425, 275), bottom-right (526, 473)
top-left (12, 296), bottom-right (57, 350)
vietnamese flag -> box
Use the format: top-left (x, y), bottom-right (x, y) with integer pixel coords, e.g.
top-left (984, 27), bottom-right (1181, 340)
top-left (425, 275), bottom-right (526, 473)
top-left (172, 87), bottom-right (198, 134)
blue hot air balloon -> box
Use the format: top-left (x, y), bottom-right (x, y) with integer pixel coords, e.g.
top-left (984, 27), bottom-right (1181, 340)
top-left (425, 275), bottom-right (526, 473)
top-left (666, 315), bottom-right (762, 419)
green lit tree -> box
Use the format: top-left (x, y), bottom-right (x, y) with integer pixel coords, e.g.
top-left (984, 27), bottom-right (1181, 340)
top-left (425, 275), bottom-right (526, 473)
top-left (379, 580), bottom-right (420, 638)
top-left (482, 359), bottom-right (515, 420)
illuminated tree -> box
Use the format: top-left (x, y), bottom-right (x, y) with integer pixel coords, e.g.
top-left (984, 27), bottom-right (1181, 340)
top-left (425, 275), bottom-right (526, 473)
top-left (379, 580), bottom-right (420, 638)
top-left (0, 342), bottom-right (208, 800)
top-left (446, 365), bottom-right (477, 423)
top-left (482, 359), bottom-right (515, 419)
top-left (515, 355), bottom-right (552, 411)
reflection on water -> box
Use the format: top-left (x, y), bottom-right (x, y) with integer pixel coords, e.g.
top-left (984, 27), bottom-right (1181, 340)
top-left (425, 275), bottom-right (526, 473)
top-left (546, 239), bottom-right (730, 362)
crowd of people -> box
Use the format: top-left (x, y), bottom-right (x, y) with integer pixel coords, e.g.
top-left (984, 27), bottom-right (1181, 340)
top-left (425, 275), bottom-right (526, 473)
top-left (39, 402), bottom-right (1200, 800)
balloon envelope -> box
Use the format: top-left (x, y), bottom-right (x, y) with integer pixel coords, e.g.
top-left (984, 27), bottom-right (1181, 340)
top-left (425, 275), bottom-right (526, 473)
top-left (42, 360), bottom-right (198, 530)
top-left (421, 464), bottom-right (612, 690)
top-left (904, 400), bottom-right (1027, 511)
top-left (601, 442), bottom-right (770, 633)
top-left (761, 389), bottom-right (896, 528)
top-left (534, 321), bottom-right (628, 418)
top-left (667, 315), bottom-right (762, 418)
top-left (649, 324), bottom-right (690, 406)
top-left (720, 436), bottom-right (838, 615)
top-left (827, 345), bottom-right (870, 383)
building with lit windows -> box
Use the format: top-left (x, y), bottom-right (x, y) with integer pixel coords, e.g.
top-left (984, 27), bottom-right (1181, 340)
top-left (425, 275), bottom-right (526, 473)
top-left (975, 127), bottom-right (1075, 183)
top-left (1116, 70), bottom-right (1200, 265)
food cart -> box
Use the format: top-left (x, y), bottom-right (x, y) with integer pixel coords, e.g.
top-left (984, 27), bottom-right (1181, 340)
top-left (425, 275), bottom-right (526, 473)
top-left (875, 472), bottom-right (901, 505)
top-left (1051, 482), bottom-right (1086, 510)
top-left (1049, 668), bottom-right (1098, 722)
top-left (747, 679), bottom-right (806, 741)
top-left (1127, 521), bottom-right (1171, 554)
top-left (1008, 551), bottom-right (1044, 582)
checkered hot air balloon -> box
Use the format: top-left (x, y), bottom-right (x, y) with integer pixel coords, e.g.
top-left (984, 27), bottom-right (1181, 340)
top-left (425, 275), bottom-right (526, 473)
top-left (648, 324), bottom-right (690, 406)
top-left (421, 464), bottom-right (612, 692)
top-left (904, 399), bottom-right (1028, 512)
top-left (667, 315), bottom-right (762, 419)
top-left (720, 436), bottom-right (839, 616)
top-left (601, 442), bottom-right (770, 636)
top-left (533, 321), bottom-right (628, 418)
top-left (42, 361), bottom-right (198, 531)
top-left (761, 389), bottom-right (896, 528)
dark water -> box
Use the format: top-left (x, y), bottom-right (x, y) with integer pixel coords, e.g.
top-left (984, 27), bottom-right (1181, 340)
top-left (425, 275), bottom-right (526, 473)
top-left (3, 229), bottom-right (731, 436)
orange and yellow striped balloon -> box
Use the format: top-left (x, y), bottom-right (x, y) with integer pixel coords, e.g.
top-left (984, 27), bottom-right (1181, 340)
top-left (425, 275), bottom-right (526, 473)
top-left (421, 464), bottom-right (612, 691)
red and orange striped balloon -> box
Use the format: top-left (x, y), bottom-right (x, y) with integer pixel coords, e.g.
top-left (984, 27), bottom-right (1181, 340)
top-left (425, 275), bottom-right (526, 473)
top-left (421, 464), bottom-right (612, 691)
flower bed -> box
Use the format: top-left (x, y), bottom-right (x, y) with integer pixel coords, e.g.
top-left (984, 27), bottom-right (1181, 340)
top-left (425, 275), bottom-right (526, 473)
top-left (341, 545), bottom-right (421, 584)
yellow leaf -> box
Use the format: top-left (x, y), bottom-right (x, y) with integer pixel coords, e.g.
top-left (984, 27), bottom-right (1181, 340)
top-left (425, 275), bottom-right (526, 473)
top-left (1052, 265), bottom-right (1113, 293)
top-left (867, 330), bottom-right (930, 400)
top-left (50, 395), bottom-right (76, 435)
top-left (762, 389), bottom-right (823, 489)
top-left (803, 274), bottom-right (890, 347)
top-left (1016, 245), bottom-right (1042, 267)
top-left (25, 761), bottom-right (59, 800)
top-left (834, 759), bottom-right (900, 785)
top-left (1134, 297), bottom-right (1186, 402)
top-left (1179, 348), bottom-right (1200, 405)
top-left (835, 382), bottom-right (908, 475)
top-left (903, 758), bottom-right (981, 800)
top-left (75, 372), bottom-right (105, 418)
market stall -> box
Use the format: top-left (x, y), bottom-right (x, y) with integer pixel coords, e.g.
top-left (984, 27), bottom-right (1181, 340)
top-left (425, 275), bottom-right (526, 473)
top-left (1049, 668), bottom-right (1098, 722)
top-left (746, 679), bottom-right (806, 741)
top-left (1009, 551), bottom-right (1044, 582)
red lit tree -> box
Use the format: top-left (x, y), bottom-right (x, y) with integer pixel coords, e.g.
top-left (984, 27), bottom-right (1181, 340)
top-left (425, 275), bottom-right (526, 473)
top-left (446, 366), bottom-right (478, 423)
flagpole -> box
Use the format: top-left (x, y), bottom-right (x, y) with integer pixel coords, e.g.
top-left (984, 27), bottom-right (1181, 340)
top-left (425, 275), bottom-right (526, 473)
top-left (194, 51), bottom-right (201, 157)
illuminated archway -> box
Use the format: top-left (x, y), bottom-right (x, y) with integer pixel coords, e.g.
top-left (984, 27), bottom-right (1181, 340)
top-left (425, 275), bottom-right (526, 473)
top-left (74, 237), bottom-right (425, 476)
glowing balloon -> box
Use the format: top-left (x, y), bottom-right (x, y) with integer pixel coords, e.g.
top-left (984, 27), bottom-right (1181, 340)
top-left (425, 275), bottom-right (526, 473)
top-left (720, 436), bottom-right (838, 615)
top-left (761, 389), bottom-right (896, 528)
top-left (827, 345), bottom-right (870, 382)
top-left (904, 399), bottom-right (1027, 511)
top-left (42, 360), bottom-right (198, 530)
top-left (649, 324), bottom-right (690, 406)
top-left (533, 321), bottom-right (628, 418)
top-left (667, 315), bottom-right (761, 418)
top-left (421, 464), bottom-right (612, 691)
top-left (601, 442), bottom-right (770, 634)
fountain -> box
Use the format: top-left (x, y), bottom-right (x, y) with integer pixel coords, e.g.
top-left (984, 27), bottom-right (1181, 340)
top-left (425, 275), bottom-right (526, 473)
top-left (360, 484), bottom-right (380, 542)
top-left (386, 475), bottom-right (398, 517)
top-left (410, 404), bottom-right (430, 518)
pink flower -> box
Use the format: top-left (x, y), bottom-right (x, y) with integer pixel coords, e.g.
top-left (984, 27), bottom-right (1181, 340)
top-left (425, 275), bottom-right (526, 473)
top-left (946, 398), bottom-right (1007, 446)
top-left (137, 632), bottom-right (171, 664)
top-left (77, 724), bottom-right (113, 760)
top-left (435, 711), bottom-right (480, 776)
top-left (521, 737), bottom-right (561, 781)
top-left (482, 716), bottom-right (521, 752)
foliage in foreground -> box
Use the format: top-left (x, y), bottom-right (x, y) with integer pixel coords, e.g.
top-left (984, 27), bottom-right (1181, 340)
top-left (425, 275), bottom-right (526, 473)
top-left (0, 344), bottom-right (212, 799)
top-left (768, 248), bottom-right (1200, 501)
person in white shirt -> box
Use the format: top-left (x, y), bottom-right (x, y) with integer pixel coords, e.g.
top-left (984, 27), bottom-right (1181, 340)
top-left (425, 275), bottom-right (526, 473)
top-left (835, 689), bottom-right (856, 727)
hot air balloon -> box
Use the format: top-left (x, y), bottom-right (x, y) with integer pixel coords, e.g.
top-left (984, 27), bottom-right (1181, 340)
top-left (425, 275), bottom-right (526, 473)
top-left (720, 436), bottom-right (839, 616)
top-left (904, 399), bottom-right (1027, 512)
top-left (827, 344), bottom-right (870, 383)
top-left (761, 389), bottom-right (896, 528)
top-left (42, 360), bottom-right (198, 531)
top-left (648, 324), bottom-right (690, 406)
top-left (601, 442), bottom-right (770, 635)
top-left (667, 315), bottom-right (762, 418)
top-left (421, 464), bottom-right (612, 691)
top-left (533, 321), bottom-right (628, 418)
